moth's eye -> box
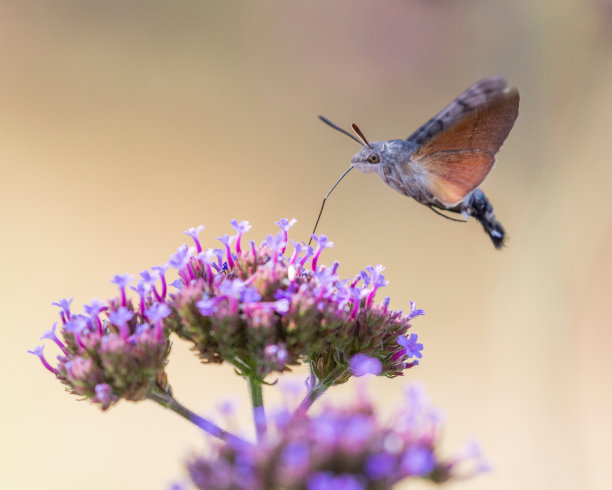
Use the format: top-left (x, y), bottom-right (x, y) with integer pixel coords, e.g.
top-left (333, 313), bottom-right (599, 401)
top-left (367, 153), bottom-right (380, 164)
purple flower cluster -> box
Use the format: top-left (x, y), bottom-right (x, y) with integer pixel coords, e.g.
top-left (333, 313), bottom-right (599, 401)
top-left (165, 219), bottom-right (424, 381)
top-left (186, 385), bottom-right (489, 489)
top-left (30, 285), bottom-right (171, 410)
top-left (30, 219), bottom-right (423, 408)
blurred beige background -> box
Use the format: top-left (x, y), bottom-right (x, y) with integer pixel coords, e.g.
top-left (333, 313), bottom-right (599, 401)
top-left (2, 1), bottom-right (611, 489)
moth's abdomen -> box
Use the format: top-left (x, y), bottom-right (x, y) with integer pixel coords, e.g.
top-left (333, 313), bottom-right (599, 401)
top-left (458, 189), bottom-right (505, 248)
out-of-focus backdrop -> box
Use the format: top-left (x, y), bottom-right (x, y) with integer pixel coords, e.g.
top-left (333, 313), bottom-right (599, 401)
top-left (2, 1), bottom-right (611, 489)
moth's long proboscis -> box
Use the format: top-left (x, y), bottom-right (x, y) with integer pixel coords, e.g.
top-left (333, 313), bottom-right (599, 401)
top-left (309, 166), bottom-right (354, 245)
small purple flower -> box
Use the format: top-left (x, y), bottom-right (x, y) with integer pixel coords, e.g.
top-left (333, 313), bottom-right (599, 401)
top-left (265, 343), bottom-right (288, 366)
top-left (276, 218), bottom-right (297, 254)
top-left (219, 278), bottom-right (261, 303)
top-left (84, 299), bottom-right (106, 317)
top-left (265, 232), bottom-right (286, 263)
top-left (241, 286), bottom-right (262, 304)
top-left (230, 219), bottom-right (252, 235)
top-left (111, 274), bottom-right (133, 289)
top-left (152, 264), bottom-right (169, 299)
top-left (108, 306), bottom-right (133, 338)
top-left (134, 322), bottom-right (153, 335)
top-left (348, 286), bottom-right (365, 320)
top-left (231, 220), bottom-right (252, 254)
top-left (40, 323), bottom-right (68, 355)
top-left (312, 266), bottom-right (337, 290)
top-left (407, 301), bottom-right (425, 320)
top-left (196, 296), bottom-right (217, 316)
top-left (299, 245), bottom-right (315, 268)
top-left (365, 452), bottom-right (396, 479)
top-left (169, 244), bottom-right (191, 271)
top-left (184, 225), bottom-right (205, 253)
top-left (94, 383), bottom-right (117, 410)
top-left (275, 218), bottom-right (297, 233)
top-left (84, 298), bottom-right (106, 333)
top-left (397, 333), bottom-right (424, 359)
top-left (382, 296), bottom-right (391, 314)
top-left (360, 270), bottom-right (371, 287)
top-left (363, 266), bottom-right (388, 307)
top-left (140, 270), bottom-right (162, 301)
top-left (217, 234), bottom-right (234, 247)
top-left (289, 241), bottom-right (304, 265)
top-left (218, 278), bottom-right (245, 299)
top-left (139, 269), bottom-right (159, 288)
top-left (310, 234), bottom-right (333, 271)
top-left (63, 316), bottom-right (88, 336)
top-left (52, 297), bottom-right (74, 320)
top-left (461, 439), bottom-right (492, 473)
top-left (145, 302), bottom-right (171, 324)
top-left (281, 442), bottom-right (310, 474)
top-left (273, 298), bottom-right (290, 314)
top-left (217, 234), bottom-right (236, 269)
top-left (28, 345), bottom-right (58, 374)
top-left (350, 354), bottom-right (382, 376)
top-left (131, 281), bottom-right (151, 315)
top-left (400, 445), bottom-right (435, 476)
top-left (196, 249), bottom-right (217, 265)
top-left (111, 274), bottom-right (133, 306)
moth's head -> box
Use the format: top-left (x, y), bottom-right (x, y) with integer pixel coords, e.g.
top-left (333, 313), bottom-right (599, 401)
top-left (351, 141), bottom-right (387, 173)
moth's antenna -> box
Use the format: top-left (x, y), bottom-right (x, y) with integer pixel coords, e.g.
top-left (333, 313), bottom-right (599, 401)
top-left (351, 123), bottom-right (371, 148)
top-left (309, 166), bottom-right (354, 245)
top-left (318, 116), bottom-right (362, 145)
top-left (427, 205), bottom-right (468, 223)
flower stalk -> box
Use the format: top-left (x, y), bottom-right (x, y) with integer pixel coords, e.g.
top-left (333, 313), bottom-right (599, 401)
top-left (294, 364), bottom-right (349, 416)
top-left (247, 375), bottom-right (267, 442)
top-left (146, 383), bottom-right (250, 448)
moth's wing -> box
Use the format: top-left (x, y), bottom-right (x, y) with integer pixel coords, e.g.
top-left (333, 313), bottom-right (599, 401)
top-left (407, 76), bottom-right (509, 145)
top-left (411, 88), bottom-right (519, 206)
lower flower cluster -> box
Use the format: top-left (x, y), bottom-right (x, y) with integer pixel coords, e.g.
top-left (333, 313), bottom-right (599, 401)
top-left (185, 385), bottom-right (489, 490)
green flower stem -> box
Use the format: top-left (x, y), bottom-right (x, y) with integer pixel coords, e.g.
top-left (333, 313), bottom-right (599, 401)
top-left (147, 384), bottom-right (250, 448)
top-left (247, 375), bottom-right (267, 442)
top-left (294, 365), bottom-right (348, 416)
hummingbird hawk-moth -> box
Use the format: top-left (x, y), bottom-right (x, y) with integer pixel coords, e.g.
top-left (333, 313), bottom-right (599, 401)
top-left (311, 75), bottom-right (519, 249)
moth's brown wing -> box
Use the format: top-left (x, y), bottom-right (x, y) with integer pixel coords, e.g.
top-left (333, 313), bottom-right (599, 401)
top-left (411, 88), bottom-right (519, 206)
top-left (407, 76), bottom-right (509, 145)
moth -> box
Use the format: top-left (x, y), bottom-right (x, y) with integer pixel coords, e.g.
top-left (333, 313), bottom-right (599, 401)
top-left (311, 75), bottom-right (519, 249)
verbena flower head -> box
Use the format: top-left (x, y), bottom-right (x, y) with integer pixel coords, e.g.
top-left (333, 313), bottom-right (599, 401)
top-left (185, 384), bottom-right (489, 489)
top-left (164, 219), bottom-right (424, 382)
top-left (31, 220), bottom-right (424, 407)
top-left (31, 282), bottom-right (172, 411)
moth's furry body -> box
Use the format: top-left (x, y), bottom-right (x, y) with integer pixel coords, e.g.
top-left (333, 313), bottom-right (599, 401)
top-left (347, 76), bottom-right (518, 249)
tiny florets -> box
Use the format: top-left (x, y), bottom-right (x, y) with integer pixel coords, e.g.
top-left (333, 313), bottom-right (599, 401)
top-left (33, 220), bottom-right (424, 408)
top-left (164, 219), bottom-right (424, 382)
top-left (33, 271), bottom-right (172, 410)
